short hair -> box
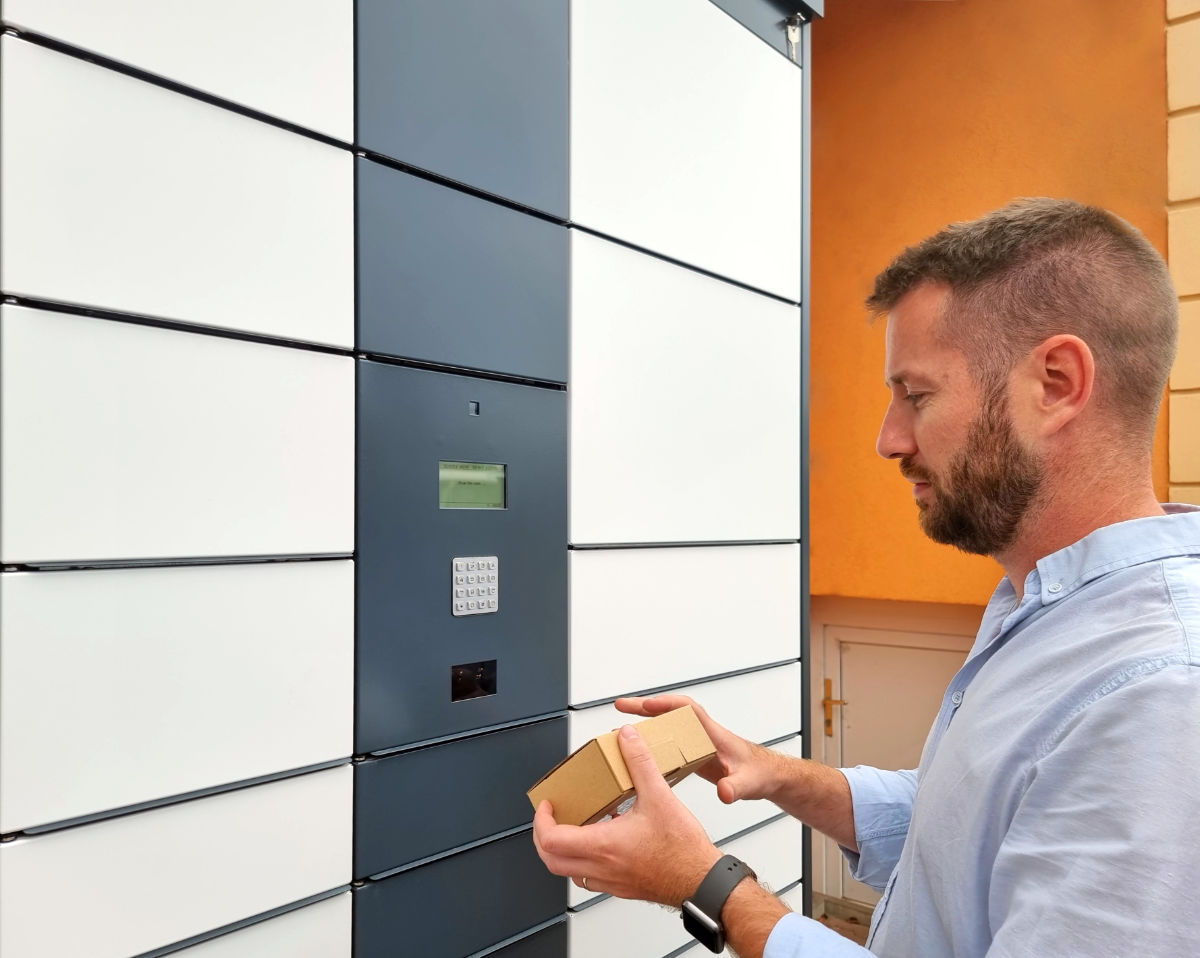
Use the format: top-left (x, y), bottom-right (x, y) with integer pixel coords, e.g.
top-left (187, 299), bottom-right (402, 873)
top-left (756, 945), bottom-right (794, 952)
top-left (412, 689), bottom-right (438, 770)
top-left (867, 198), bottom-right (1179, 440)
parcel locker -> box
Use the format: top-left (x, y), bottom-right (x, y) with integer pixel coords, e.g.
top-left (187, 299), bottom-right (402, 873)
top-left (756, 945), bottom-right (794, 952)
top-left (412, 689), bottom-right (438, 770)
top-left (0, 305), bottom-right (354, 565)
top-left (0, 561), bottom-right (353, 834)
top-left (488, 919), bottom-right (568, 958)
top-left (356, 0), bottom-right (568, 217)
top-left (569, 544), bottom-right (802, 704)
top-left (568, 896), bottom-right (691, 958)
top-left (570, 231), bottom-right (801, 546)
top-left (357, 363), bottom-right (567, 752)
top-left (354, 830), bottom-right (566, 958)
top-left (2, 0), bottom-right (354, 140)
top-left (176, 894), bottom-right (351, 958)
top-left (571, 0), bottom-right (802, 299)
top-left (357, 158), bottom-right (568, 382)
top-left (568, 663), bottom-right (803, 750)
top-left (0, 36), bottom-right (353, 347)
top-left (354, 717), bottom-right (566, 878)
top-left (721, 813), bottom-right (806, 889)
top-left (0, 766), bottom-right (352, 958)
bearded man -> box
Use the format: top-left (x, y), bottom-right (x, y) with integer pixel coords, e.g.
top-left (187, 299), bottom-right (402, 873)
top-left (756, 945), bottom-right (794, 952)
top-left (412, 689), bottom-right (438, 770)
top-left (533, 198), bottom-right (1200, 958)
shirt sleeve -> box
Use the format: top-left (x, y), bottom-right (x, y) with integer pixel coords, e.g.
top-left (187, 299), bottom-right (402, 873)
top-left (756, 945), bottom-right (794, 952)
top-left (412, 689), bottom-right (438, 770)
top-left (764, 913), bottom-right (877, 958)
top-left (837, 766), bottom-right (917, 891)
top-left (986, 662), bottom-right (1200, 957)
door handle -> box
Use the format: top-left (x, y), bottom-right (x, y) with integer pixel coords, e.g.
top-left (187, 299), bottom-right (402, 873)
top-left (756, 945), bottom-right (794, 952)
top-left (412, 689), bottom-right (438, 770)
top-left (822, 678), bottom-right (847, 737)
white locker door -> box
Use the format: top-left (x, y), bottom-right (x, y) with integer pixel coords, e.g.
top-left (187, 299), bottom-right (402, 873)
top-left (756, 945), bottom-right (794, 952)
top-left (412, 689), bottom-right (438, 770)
top-left (570, 544), bottom-right (801, 704)
top-left (0, 561), bottom-right (354, 833)
top-left (0, 37), bottom-right (354, 346)
top-left (569, 896), bottom-right (692, 958)
top-left (0, 767), bottom-right (353, 958)
top-left (570, 232), bottom-right (801, 546)
top-left (0, 305), bottom-right (354, 564)
top-left (2, 0), bottom-right (354, 140)
top-left (725, 814), bottom-right (806, 890)
top-left (571, 0), bottom-right (802, 299)
top-left (569, 664), bottom-right (803, 752)
top-left (175, 894), bottom-right (352, 958)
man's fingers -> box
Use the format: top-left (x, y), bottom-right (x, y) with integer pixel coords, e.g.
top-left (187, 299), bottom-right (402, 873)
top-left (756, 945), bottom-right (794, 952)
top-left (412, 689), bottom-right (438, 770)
top-left (615, 694), bottom-right (695, 717)
top-left (532, 804), bottom-right (604, 878)
top-left (616, 725), bottom-right (673, 801)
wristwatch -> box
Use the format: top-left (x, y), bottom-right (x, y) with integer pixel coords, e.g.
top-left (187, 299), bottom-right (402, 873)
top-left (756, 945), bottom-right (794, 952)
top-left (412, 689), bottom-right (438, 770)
top-left (681, 854), bottom-right (757, 953)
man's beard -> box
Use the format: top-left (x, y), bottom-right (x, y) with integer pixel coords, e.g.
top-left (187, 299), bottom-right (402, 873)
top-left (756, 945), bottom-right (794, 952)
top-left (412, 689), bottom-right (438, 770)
top-left (902, 397), bottom-right (1044, 557)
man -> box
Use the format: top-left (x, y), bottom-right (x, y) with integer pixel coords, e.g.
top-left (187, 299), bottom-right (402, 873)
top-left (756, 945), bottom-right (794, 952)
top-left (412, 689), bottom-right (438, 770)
top-left (533, 198), bottom-right (1200, 957)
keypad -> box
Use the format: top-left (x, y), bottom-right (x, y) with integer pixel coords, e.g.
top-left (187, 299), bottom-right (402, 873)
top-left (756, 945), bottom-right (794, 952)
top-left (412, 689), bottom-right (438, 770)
top-left (451, 556), bottom-right (499, 616)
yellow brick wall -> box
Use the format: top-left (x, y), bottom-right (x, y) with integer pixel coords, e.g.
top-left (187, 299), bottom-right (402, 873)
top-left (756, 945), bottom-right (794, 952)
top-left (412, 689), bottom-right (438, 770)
top-left (1169, 3), bottom-right (1200, 505)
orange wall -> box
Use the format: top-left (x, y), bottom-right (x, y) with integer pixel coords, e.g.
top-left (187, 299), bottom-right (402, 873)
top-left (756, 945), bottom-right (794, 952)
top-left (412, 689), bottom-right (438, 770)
top-left (809, 0), bottom-right (1170, 605)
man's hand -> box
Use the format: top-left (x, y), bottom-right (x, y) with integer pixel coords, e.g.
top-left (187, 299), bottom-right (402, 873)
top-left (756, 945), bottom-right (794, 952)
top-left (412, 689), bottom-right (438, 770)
top-left (615, 694), bottom-right (779, 806)
top-left (617, 694), bottom-right (860, 851)
top-left (532, 724), bottom-right (722, 907)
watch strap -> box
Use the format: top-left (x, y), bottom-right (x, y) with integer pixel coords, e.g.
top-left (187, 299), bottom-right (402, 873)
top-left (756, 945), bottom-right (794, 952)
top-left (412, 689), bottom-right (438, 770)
top-left (685, 855), bottom-right (757, 940)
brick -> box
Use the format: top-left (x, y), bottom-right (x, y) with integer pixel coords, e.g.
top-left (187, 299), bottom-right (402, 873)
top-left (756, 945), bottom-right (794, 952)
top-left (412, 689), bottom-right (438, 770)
top-left (1169, 485), bottom-right (1200, 505)
top-left (1169, 207), bottom-right (1200, 296)
top-left (1169, 392), bottom-right (1200, 481)
top-left (1169, 19), bottom-right (1200, 111)
top-left (1168, 0), bottom-right (1200, 20)
top-left (1173, 300), bottom-right (1200, 389)
top-left (1169, 113), bottom-right (1200, 202)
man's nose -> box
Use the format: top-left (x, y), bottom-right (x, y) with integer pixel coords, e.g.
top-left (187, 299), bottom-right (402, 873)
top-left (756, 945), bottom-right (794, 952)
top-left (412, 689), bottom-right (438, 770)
top-left (876, 404), bottom-right (916, 460)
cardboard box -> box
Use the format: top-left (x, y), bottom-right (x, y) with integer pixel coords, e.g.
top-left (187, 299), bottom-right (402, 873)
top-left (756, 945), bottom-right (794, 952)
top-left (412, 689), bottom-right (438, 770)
top-left (526, 705), bottom-right (717, 826)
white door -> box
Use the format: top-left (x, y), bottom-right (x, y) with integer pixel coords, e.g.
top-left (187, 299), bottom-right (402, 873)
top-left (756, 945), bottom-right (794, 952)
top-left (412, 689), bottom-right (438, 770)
top-left (820, 626), bottom-right (972, 906)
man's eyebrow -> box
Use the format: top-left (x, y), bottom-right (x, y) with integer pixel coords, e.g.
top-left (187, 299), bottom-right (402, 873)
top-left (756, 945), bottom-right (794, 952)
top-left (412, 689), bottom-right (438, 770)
top-left (886, 371), bottom-right (936, 390)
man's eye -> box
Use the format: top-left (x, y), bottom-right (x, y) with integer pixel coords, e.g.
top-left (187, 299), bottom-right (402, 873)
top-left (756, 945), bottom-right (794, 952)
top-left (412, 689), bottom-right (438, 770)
top-left (904, 392), bottom-right (926, 406)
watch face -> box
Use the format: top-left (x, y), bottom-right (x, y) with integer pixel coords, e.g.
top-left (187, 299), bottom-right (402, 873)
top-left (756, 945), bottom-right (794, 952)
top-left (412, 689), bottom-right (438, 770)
top-left (682, 900), bottom-right (725, 954)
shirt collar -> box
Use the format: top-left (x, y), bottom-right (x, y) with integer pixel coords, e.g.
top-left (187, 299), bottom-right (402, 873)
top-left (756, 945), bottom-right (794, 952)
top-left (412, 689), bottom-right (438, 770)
top-left (1028, 504), bottom-right (1200, 605)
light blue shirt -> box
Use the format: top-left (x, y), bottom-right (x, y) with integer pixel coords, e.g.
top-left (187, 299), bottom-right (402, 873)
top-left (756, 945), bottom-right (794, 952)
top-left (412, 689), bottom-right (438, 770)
top-left (766, 506), bottom-right (1200, 957)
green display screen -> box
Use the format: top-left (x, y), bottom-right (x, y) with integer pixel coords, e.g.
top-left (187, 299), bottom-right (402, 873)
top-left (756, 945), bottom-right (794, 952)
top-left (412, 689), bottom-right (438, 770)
top-left (439, 461), bottom-right (507, 510)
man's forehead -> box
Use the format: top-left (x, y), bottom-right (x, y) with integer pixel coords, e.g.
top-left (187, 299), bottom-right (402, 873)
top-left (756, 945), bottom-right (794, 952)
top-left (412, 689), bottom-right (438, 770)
top-left (882, 309), bottom-right (963, 387)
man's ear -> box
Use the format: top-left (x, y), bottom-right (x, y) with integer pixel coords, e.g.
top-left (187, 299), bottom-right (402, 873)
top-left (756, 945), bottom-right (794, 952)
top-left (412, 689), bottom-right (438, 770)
top-left (1022, 334), bottom-right (1094, 436)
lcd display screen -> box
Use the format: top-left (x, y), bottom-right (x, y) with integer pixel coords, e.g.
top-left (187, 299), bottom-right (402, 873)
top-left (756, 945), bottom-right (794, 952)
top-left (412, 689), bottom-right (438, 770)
top-left (439, 461), bottom-right (506, 509)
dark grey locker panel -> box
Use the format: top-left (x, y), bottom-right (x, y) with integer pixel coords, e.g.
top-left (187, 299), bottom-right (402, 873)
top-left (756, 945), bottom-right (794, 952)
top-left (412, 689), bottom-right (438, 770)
top-left (356, 159), bottom-right (568, 383)
top-left (353, 831), bottom-right (566, 958)
top-left (354, 717), bottom-right (567, 878)
top-left (356, 0), bottom-right (568, 217)
top-left (356, 363), bottom-right (567, 753)
top-left (489, 919), bottom-right (568, 958)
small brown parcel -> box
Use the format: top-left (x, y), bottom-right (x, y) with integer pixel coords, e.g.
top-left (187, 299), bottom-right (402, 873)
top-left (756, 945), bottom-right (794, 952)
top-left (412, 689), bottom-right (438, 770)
top-left (527, 705), bottom-right (717, 826)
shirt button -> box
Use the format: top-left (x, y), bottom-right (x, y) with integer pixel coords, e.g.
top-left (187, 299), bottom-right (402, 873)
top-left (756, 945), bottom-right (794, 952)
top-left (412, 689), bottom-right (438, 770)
top-left (1048, 582), bottom-right (1063, 594)
top-left (951, 690), bottom-right (964, 706)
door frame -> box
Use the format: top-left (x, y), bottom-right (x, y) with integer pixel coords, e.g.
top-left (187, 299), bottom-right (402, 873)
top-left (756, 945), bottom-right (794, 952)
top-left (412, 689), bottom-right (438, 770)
top-left (807, 596), bottom-right (983, 904)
